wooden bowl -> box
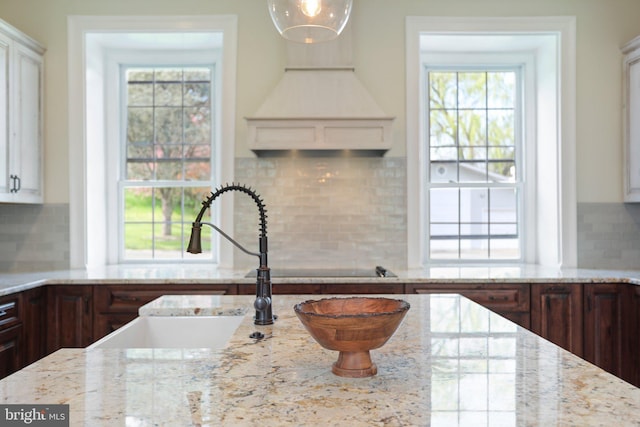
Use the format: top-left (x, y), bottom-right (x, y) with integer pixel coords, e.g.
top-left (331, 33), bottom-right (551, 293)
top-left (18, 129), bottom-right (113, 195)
top-left (294, 297), bottom-right (410, 377)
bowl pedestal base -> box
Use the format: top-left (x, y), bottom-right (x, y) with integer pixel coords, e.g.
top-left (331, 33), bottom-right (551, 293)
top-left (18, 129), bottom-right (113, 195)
top-left (332, 351), bottom-right (378, 378)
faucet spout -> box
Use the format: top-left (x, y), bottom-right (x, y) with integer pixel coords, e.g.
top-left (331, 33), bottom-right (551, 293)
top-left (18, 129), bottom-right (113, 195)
top-left (187, 183), bottom-right (275, 325)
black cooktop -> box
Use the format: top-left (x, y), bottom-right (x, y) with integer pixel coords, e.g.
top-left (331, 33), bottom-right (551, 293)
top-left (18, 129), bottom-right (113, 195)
top-left (244, 266), bottom-right (396, 278)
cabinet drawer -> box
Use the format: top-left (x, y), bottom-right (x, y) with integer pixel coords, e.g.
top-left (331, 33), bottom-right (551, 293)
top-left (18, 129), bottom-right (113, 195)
top-left (0, 295), bottom-right (21, 330)
top-left (95, 285), bottom-right (235, 313)
top-left (458, 289), bottom-right (524, 310)
top-left (406, 283), bottom-right (529, 312)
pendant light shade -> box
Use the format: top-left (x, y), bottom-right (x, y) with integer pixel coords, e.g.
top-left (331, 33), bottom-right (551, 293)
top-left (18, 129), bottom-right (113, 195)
top-left (267, 0), bottom-right (353, 44)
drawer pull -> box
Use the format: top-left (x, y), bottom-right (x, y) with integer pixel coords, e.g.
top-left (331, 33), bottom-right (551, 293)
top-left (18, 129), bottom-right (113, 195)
top-left (0, 303), bottom-right (15, 313)
top-left (488, 295), bottom-right (509, 301)
top-left (117, 296), bottom-right (140, 302)
top-left (547, 286), bottom-right (568, 292)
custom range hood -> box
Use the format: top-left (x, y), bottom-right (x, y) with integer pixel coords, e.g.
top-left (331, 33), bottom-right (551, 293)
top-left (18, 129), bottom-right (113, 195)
top-left (246, 26), bottom-right (394, 153)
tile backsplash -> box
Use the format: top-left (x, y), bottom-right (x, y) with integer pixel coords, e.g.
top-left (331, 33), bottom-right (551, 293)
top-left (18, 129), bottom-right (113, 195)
top-left (1, 161), bottom-right (640, 272)
top-left (233, 156), bottom-right (407, 272)
top-left (577, 203), bottom-right (640, 269)
top-left (0, 203), bottom-right (69, 272)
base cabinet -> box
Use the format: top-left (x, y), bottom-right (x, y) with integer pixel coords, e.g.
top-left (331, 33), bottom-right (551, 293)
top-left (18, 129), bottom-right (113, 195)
top-left (46, 286), bottom-right (93, 353)
top-left (0, 325), bottom-right (22, 379)
top-left (0, 293), bottom-right (22, 378)
top-left (630, 287), bottom-right (640, 387)
top-left (583, 284), bottom-right (628, 380)
top-left (22, 287), bottom-right (46, 365)
top-left (530, 283), bottom-right (583, 356)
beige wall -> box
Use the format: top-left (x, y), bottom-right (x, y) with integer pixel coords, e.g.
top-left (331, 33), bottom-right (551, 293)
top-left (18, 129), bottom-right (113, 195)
top-left (0, 0), bottom-right (639, 204)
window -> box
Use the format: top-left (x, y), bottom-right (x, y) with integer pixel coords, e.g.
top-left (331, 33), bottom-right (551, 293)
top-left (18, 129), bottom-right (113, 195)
top-left (122, 66), bottom-right (215, 260)
top-left (405, 17), bottom-right (577, 268)
top-left (427, 69), bottom-right (522, 261)
top-left (68, 16), bottom-right (238, 268)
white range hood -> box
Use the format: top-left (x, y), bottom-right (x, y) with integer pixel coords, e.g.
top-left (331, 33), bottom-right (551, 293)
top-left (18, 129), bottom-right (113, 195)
top-left (246, 26), bottom-right (394, 152)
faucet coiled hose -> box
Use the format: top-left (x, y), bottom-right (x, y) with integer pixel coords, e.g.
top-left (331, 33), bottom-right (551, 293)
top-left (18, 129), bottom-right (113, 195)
top-left (194, 183), bottom-right (268, 240)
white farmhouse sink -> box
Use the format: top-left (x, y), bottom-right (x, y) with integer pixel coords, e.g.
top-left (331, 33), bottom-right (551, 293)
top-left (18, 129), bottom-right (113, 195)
top-left (88, 316), bottom-right (244, 349)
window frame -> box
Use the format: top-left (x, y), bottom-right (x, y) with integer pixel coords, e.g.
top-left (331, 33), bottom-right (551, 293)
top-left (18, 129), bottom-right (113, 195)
top-left (405, 16), bottom-right (577, 269)
top-left (68, 16), bottom-right (238, 269)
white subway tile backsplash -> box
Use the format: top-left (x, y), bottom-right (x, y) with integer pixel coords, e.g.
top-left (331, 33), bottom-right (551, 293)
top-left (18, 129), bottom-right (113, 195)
top-left (2, 163), bottom-right (640, 272)
top-left (234, 156), bottom-right (407, 270)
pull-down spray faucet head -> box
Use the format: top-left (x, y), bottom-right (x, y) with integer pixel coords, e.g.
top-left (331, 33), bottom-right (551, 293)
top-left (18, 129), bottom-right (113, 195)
top-left (186, 223), bottom-right (203, 254)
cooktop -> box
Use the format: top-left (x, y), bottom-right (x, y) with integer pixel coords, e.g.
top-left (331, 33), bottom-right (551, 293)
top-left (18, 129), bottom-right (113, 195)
top-left (244, 266), bottom-right (396, 278)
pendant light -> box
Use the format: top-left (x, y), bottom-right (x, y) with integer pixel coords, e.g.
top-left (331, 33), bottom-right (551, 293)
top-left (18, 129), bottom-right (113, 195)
top-left (267, 0), bottom-right (353, 44)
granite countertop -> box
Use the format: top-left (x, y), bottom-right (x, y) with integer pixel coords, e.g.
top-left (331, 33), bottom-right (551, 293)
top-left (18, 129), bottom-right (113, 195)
top-left (2, 264), bottom-right (640, 296)
top-left (1, 294), bottom-right (639, 426)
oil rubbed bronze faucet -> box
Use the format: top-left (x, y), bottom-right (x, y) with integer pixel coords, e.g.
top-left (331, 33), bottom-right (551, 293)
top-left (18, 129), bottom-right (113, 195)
top-left (187, 183), bottom-right (275, 326)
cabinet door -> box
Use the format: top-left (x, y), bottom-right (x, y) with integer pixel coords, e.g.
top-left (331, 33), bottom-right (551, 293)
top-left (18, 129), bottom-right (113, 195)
top-left (47, 286), bottom-right (93, 353)
top-left (530, 283), bottom-right (583, 356)
top-left (583, 284), bottom-right (627, 378)
top-left (0, 32), bottom-right (10, 196)
top-left (0, 325), bottom-right (22, 379)
top-left (0, 293), bottom-right (22, 379)
top-left (9, 42), bottom-right (43, 203)
top-left (22, 287), bottom-right (46, 365)
top-left (623, 38), bottom-right (640, 202)
top-left (624, 285), bottom-right (640, 387)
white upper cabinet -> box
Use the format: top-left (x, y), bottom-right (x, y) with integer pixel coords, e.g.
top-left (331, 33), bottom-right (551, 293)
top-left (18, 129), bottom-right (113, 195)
top-left (623, 36), bottom-right (640, 202)
top-left (0, 19), bottom-right (44, 204)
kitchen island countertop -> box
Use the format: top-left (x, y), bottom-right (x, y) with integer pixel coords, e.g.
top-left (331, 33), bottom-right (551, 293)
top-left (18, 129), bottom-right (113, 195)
top-left (1, 293), bottom-right (639, 426)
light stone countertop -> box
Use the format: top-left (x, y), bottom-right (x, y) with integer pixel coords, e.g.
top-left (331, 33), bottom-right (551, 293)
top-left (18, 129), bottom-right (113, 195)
top-left (2, 264), bottom-right (640, 297)
top-left (1, 294), bottom-right (639, 426)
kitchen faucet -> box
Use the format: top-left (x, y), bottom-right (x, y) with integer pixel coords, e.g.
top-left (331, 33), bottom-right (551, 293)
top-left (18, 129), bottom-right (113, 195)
top-left (186, 183), bottom-right (275, 326)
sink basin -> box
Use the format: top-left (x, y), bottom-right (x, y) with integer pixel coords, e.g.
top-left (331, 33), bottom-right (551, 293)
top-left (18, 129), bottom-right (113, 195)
top-left (88, 316), bottom-right (244, 349)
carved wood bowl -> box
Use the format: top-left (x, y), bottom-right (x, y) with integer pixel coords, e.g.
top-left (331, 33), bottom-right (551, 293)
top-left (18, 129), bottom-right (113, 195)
top-left (294, 297), bottom-right (410, 378)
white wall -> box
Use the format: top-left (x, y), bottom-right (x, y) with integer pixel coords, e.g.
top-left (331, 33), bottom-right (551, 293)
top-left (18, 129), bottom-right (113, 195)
top-left (0, 0), bottom-right (639, 205)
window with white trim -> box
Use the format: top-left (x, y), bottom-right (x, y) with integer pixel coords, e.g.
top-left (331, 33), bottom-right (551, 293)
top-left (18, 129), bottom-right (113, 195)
top-left (427, 68), bottom-right (523, 261)
top-left (406, 18), bottom-right (578, 268)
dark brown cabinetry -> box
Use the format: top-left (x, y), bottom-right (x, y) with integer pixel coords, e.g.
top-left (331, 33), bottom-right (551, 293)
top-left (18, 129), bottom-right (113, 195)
top-left (583, 283), bottom-right (628, 380)
top-left (22, 287), bottom-right (46, 365)
top-left (629, 286), bottom-right (640, 387)
top-left (530, 283), bottom-right (583, 356)
top-left (0, 293), bottom-right (22, 378)
top-left (405, 283), bottom-right (531, 329)
top-left (530, 282), bottom-right (638, 387)
top-left (93, 284), bottom-right (236, 341)
top-left (46, 285), bottom-right (94, 353)
top-left (239, 282), bottom-right (403, 296)
top-left (0, 325), bottom-right (22, 379)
